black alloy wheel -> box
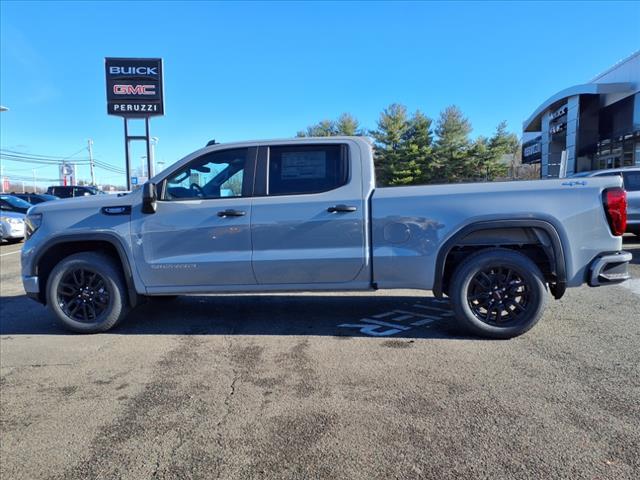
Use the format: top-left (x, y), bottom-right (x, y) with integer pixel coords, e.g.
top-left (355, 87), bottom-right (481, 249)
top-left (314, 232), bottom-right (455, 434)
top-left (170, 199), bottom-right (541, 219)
top-left (467, 267), bottom-right (530, 326)
top-left (449, 248), bottom-right (547, 339)
top-left (56, 268), bottom-right (111, 323)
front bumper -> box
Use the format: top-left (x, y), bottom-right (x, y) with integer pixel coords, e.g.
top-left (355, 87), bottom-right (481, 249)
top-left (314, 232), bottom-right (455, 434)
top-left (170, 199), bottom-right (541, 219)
top-left (1, 223), bottom-right (25, 239)
top-left (588, 251), bottom-right (632, 287)
top-left (22, 275), bottom-right (41, 302)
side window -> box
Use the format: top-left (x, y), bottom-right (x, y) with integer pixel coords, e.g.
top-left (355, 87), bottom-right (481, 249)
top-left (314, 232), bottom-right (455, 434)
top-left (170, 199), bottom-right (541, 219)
top-left (267, 144), bottom-right (348, 196)
top-left (622, 172), bottom-right (640, 192)
top-left (73, 187), bottom-right (88, 197)
top-left (163, 148), bottom-right (248, 200)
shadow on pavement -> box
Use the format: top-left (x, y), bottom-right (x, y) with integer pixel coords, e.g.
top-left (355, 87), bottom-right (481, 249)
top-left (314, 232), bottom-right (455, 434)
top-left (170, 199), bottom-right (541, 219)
top-left (0, 293), bottom-right (474, 339)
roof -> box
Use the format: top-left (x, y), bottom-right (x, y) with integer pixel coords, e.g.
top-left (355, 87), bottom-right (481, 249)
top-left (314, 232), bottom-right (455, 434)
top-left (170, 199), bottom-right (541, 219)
top-left (522, 82), bottom-right (636, 132)
top-left (590, 50), bottom-right (640, 82)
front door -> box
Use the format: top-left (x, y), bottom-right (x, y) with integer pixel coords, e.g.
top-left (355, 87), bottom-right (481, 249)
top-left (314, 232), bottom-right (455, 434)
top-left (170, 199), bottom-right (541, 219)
top-left (251, 142), bottom-right (367, 285)
top-left (131, 147), bottom-right (257, 289)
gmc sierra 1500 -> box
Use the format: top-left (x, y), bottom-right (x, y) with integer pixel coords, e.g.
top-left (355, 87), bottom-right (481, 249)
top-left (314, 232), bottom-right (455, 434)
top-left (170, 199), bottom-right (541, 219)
top-left (21, 137), bottom-right (631, 338)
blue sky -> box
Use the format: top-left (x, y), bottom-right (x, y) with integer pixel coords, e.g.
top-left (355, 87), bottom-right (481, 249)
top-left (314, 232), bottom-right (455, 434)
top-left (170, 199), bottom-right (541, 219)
top-left (1, 0), bottom-right (639, 187)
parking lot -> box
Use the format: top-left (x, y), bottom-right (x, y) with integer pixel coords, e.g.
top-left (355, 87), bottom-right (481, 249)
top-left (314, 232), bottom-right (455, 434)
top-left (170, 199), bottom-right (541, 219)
top-left (1, 237), bottom-right (639, 479)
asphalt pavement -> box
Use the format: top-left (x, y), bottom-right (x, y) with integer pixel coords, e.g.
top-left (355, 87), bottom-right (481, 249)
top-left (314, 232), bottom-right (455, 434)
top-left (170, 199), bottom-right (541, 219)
top-left (1, 236), bottom-right (639, 479)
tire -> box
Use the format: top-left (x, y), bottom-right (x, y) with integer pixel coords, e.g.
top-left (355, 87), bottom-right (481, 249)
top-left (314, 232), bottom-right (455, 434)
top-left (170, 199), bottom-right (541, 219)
top-left (449, 248), bottom-right (548, 339)
top-left (46, 252), bottom-right (130, 333)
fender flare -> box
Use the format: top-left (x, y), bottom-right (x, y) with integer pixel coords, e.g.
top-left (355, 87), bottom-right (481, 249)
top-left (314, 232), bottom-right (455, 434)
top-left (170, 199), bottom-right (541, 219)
top-left (432, 219), bottom-right (567, 299)
top-left (32, 232), bottom-right (139, 307)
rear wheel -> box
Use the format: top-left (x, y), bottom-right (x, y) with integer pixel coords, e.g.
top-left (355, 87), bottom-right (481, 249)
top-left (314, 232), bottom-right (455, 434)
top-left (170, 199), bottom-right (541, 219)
top-left (449, 248), bottom-right (547, 339)
top-left (46, 252), bottom-right (129, 333)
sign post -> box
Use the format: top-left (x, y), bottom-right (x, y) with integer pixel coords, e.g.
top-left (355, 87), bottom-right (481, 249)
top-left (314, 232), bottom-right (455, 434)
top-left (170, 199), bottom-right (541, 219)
top-left (105, 57), bottom-right (164, 190)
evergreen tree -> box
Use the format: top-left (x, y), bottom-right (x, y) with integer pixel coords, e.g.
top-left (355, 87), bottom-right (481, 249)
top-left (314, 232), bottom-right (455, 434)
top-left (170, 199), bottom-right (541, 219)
top-left (433, 105), bottom-right (472, 182)
top-left (296, 106), bottom-right (520, 185)
top-left (335, 113), bottom-right (361, 136)
top-left (369, 104), bottom-right (410, 186)
top-left (484, 121), bottom-right (518, 179)
top-left (298, 119), bottom-right (336, 137)
top-left (297, 113), bottom-right (362, 137)
top-left (382, 110), bottom-right (436, 185)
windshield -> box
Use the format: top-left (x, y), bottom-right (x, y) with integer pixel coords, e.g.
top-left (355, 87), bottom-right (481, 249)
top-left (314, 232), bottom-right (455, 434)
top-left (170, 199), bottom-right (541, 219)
top-left (0, 195), bottom-right (33, 208)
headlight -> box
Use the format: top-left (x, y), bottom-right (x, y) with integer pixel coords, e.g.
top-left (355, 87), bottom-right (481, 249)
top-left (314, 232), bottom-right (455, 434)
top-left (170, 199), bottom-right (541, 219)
top-left (25, 213), bottom-right (42, 238)
top-left (1, 216), bottom-right (23, 225)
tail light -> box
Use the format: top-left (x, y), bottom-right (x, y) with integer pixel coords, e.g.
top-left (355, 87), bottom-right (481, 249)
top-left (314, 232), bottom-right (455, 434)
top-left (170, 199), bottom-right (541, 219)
top-left (602, 187), bottom-right (627, 236)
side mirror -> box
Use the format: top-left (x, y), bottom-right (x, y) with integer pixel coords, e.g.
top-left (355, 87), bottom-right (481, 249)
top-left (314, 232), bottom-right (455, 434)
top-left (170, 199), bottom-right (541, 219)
top-left (142, 182), bottom-right (157, 214)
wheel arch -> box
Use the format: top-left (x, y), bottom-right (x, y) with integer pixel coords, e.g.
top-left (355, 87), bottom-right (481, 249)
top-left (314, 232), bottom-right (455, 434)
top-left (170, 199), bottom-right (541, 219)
top-left (32, 233), bottom-right (139, 307)
top-left (433, 219), bottom-right (567, 300)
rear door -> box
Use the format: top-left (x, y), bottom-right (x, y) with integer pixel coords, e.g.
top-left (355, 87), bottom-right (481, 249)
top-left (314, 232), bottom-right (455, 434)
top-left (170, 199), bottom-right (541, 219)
top-left (250, 142), bottom-right (367, 285)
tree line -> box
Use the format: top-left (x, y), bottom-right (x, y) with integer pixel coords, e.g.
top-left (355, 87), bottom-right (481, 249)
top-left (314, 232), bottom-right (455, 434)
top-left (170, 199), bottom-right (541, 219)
top-left (297, 104), bottom-right (520, 186)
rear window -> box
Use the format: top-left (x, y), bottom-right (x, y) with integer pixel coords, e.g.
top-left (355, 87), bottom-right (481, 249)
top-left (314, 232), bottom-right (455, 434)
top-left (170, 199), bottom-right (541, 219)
top-left (267, 144), bottom-right (348, 196)
top-left (622, 172), bottom-right (640, 192)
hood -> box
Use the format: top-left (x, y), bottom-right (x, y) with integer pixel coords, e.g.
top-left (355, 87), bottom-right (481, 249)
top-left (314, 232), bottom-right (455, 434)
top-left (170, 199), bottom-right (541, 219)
top-left (29, 190), bottom-right (141, 215)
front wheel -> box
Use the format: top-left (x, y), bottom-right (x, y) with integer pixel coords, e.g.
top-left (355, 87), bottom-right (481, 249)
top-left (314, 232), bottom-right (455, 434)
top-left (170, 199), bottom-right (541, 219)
top-left (46, 252), bottom-right (130, 333)
top-left (449, 248), bottom-right (548, 339)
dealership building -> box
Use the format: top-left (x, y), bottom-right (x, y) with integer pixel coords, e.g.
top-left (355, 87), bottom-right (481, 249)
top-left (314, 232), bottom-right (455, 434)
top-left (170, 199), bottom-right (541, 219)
top-left (523, 51), bottom-right (640, 177)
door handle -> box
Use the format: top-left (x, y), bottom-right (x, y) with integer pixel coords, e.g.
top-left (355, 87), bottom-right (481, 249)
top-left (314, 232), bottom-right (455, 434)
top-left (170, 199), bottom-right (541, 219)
top-left (217, 209), bottom-right (246, 217)
top-left (327, 204), bottom-right (357, 213)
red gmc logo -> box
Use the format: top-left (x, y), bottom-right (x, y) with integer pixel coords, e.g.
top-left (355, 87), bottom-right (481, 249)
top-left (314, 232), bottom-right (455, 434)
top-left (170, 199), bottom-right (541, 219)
top-left (113, 84), bottom-right (156, 95)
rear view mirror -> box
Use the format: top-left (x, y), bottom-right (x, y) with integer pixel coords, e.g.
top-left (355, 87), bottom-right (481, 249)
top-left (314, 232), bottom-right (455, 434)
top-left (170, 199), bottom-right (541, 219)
top-left (142, 182), bottom-right (157, 214)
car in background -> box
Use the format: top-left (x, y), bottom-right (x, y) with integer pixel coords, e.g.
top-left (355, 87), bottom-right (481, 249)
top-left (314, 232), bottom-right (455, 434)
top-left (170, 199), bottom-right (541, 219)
top-left (11, 193), bottom-right (59, 205)
top-left (46, 185), bottom-right (106, 199)
top-left (0, 194), bottom-right (33, 214)
top-left (0, 210), bottom-right (25, 243)
top-left (571, 167), bottom-right (640, 235)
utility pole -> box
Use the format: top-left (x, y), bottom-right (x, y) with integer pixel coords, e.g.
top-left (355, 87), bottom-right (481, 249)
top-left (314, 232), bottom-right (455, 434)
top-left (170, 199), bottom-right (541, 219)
top-left (150, 137), bottom-right (159, 175)
top-left (88, 139), bottom-right (96, 186)
top-left (32, 168), bottom-right (37, 193)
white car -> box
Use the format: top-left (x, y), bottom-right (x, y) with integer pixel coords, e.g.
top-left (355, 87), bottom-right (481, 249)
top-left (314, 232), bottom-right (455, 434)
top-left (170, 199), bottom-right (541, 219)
top-left (1, 211), bottom-right (25, 243)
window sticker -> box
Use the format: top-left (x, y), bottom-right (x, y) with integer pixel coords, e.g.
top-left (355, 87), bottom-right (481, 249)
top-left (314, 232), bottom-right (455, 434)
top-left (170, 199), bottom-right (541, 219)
top-left (280, 151), bottom-right (327, 179)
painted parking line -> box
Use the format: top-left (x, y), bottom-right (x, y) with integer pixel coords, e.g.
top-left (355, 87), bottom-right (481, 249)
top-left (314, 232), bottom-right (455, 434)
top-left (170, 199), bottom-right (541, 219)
top-left (338, 302), bottom-right (453, 337)
top-left (0, 250), bottom-right (21, 257)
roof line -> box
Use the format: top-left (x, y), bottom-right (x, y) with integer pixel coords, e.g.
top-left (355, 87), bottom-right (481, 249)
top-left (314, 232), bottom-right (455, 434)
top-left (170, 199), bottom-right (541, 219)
top-left (590, 50), bottom-right (640, 82)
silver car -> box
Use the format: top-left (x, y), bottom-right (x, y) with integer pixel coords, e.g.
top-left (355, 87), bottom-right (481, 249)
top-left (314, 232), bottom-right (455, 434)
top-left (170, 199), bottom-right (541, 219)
top-left (571, 167), bottom-right (640, 236)
top-left (1, 210), bottom-right (25, 243)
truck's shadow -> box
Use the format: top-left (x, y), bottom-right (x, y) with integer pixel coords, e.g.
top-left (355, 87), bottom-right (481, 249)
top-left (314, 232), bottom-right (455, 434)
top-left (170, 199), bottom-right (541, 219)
top-left (0, 293), bottom-right (470, 339)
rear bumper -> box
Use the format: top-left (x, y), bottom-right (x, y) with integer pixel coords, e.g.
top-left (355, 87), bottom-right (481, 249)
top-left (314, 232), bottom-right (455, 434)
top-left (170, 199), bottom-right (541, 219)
top-left (588, 251), bottom-right (632, 287)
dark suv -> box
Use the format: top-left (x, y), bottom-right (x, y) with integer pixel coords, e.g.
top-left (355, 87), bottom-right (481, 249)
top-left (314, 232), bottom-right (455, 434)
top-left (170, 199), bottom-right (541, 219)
top-left (46, 185), bottom-right (105, 198)
top-left (12, 193), bottom-right (59, 205)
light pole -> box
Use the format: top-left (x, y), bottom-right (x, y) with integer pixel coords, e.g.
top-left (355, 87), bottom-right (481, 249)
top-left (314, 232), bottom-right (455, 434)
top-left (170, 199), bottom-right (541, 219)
top-left (0, 106), bottom-right (7, 192)
top-left (150, 137), bottom-right (159, 176)
top-left (88, 139), bottom-right (96, 185)
top-left (140, 155), bottom-right (147, 179)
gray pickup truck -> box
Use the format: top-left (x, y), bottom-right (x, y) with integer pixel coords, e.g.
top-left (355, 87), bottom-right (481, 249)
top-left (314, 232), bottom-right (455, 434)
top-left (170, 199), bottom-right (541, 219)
top-left (21, 137), bottom-right (631, 338)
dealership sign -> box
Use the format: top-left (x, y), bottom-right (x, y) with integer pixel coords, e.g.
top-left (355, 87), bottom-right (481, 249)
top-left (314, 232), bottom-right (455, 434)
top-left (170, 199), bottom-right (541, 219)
top-left (522, 136), bottom-right (542, 164)
top-left (105, 58), bottom-right (164, 116)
